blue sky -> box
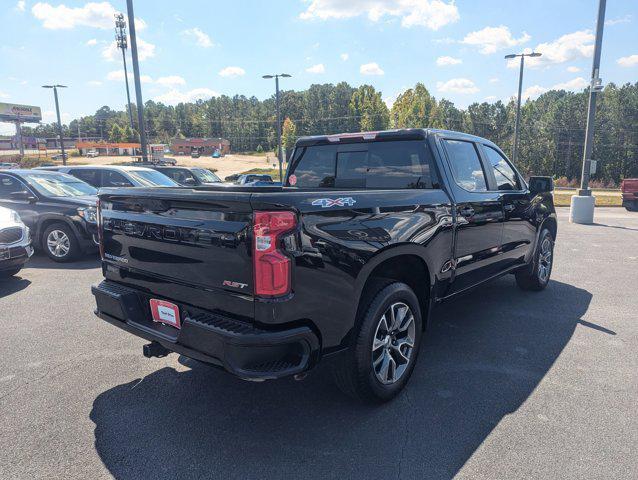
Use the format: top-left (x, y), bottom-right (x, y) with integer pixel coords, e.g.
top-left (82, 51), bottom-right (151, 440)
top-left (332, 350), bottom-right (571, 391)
top-left (1, 0), bottom-right (637, 135)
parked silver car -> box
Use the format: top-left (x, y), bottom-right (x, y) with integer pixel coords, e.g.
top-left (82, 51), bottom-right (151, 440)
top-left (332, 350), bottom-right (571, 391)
top-left (0, 206), bottom-right (33, 278)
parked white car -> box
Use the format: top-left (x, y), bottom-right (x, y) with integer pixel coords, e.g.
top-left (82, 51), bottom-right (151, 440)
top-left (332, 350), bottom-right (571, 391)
top-left (0, 206), bottom-right (33, 278)
top-left (86, 149), bottom-right (99, 158)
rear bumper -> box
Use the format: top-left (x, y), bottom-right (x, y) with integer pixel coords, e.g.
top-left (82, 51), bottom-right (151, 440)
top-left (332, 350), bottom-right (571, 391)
top-left (91, 280), bottom-right (320, 380)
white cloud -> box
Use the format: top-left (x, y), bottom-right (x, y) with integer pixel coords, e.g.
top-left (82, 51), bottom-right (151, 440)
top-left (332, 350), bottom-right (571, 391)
top-left (489, 77), bottom-right (499, 83)
top-left (15, 1), bottom-right (26, 12)
top-left (605, 15), bottom-right (632, 26)
top-left (507, 30), bottom-right (594, 69)
top-left (360, 62), bottom-right (384, 75)
top-left (566, 66), bottom-right (581, 73)
top-left (218, 66), bottom-right (246, 78)
top-left (42, 110), bottom-right (71, 124)
top-left (484, 95), bottom-right (497, 102)
top-left (521, 77), bottom-right (589, 100)
top-left (106, 69), bottom-right (152, 83)
top-left (522, 85), bottom-right (547, 100)
top-left (102, 38), bottom-right (155, 61)
top-left (87, 80), bottom-right (102, 86)
top-left (436, 78), bottom-right (479, 94)
top-left (462, 25), bottom-right (530, 54)
top-left (300, 0), bottom-right (459, 31)
top-left (86, 38), bottom-right (98, 46)
top-left (156, 75), bottom-right (186, 88)
top-left (306, 63), bottom-right (326, 74)
top-left (153, 88), bottom-right (219, 105)
top-left (31, 2), bottom-right (146, 30)
top-left (553, 77), bottom-right (588, 91)
top-left (181, 27), bottom-right (214, 48)
top-left (436, 55), bottom-right (462, 66)
top-left (340, 53), bottom-right (349, 61)
top-left (617, 54), bottom-right (638, 68)
top-left (0, 90), bottom-right (10, 99)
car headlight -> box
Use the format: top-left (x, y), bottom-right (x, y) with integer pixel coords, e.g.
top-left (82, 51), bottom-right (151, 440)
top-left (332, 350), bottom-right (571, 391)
top-left (77, 206), bottom-right (98, 224)
top-left (10, 210), bottom-right (22, 223)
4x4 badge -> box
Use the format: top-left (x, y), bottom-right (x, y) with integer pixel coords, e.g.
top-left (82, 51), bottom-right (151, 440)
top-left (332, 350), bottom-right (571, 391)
top-left (311, 197), bottom-right (356, 208)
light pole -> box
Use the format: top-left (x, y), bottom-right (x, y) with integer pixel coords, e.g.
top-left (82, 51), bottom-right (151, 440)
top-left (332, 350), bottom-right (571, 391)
top-left (42, 84), bottom-right (68, 165)
top-left (126, 0), bottom-right (148, 161)
top-left (571, 0), bottom-right (607, 224)
top-left (504, 52), bottom-right (542, 163)
top-left (115, 13), bottom-right (135, 131)
top-left (263, 73), bottom-right (291, 181)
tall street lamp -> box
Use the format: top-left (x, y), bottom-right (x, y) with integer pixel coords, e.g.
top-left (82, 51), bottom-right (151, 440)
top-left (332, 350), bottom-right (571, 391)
top-left (42, 84), bottom-right (68, 165)
top-left (115, 13), bottom-right (134, 131)
top-left (504, 51), bottom-right (542, 163)
top-left (263, 73), bottom-right (291, 181)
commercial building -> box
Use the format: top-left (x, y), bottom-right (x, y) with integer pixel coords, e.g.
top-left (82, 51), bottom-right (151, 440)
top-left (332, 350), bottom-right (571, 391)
top-left (77, 141), bottom-right (140, 156)
top-left (169, 138), bottom-right (230, 156)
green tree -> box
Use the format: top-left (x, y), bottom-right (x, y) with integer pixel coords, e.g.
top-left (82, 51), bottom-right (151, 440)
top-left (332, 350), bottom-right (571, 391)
top-left (349, 85), bottom-right (390, 131)
top-left (108, 123), bottom-right (124, 143)
top-left (390, 83), bottom-right (436, 128)
top-left (281, 117), bottom-right (297, 158)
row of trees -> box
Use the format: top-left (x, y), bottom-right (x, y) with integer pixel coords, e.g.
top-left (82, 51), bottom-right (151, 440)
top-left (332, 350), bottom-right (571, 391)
top-left (22, 81), bottom-right (638, 184)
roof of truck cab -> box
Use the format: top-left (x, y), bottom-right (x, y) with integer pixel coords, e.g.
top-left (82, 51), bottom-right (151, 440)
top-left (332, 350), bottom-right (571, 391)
top-left (295, 128), bottom-right (492, 147)
top-left (39, 165), bottom-right (157, 172)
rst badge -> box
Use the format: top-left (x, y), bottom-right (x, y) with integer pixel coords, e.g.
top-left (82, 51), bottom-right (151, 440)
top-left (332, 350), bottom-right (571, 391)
top-left (311, 197), bottom-right (356, 208)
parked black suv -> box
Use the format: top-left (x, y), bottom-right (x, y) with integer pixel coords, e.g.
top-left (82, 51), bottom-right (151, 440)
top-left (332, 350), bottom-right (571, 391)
top-left (0, 170), bottom-right (99, 262)
top-left (92, 129), bottom-right (556, 401)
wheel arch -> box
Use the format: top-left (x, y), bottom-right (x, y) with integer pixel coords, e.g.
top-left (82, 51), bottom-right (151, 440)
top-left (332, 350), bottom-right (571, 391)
top-left (37, 216), bottom-right (80, 247)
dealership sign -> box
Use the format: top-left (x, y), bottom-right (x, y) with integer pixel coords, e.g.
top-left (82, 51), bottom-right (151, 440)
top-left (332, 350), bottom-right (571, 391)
top-left (0, 103), bottom-right (42, 123)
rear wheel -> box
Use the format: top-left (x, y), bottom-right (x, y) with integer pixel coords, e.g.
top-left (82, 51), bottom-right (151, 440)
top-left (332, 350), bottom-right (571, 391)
top-left (625, 201), bottom-right (638, 212)
top-left (42, 223), bottom-right (80, 262)
top-left (515, 228), bottom-right (554, 291)
top-left (333, 281), bottom-right (423, 402)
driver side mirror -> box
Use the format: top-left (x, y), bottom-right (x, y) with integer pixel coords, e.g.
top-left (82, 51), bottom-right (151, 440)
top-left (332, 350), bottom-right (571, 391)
top-left (10, 190), bottom-right (37, 203)
top-left (528, 176), bottom-right (554, 194)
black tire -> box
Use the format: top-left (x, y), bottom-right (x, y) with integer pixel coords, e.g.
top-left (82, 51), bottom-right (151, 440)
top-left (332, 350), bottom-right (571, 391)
top-left (42, 222), bottom-right (80, 263)
top-left (0, 268), bottom-right (21, 278)
top-left (333, 281), bottom-right (423, 403)
top-left (625, 202), bottom-right (638, 212)
top-left (515, 228), bottom-right (554, 291)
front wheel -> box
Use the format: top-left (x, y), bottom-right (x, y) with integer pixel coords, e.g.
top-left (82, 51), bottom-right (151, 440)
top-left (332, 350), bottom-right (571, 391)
top-left (515, 228), bottom-right (554, 291)
top-left (42, 223), bottom-right (80, 262)
top-left (333, 281), bottom-right (423, 402)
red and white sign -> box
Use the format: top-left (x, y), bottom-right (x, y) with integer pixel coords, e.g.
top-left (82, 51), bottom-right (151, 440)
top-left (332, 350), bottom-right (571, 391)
top-left (149, 299), bottom-right (181, 329)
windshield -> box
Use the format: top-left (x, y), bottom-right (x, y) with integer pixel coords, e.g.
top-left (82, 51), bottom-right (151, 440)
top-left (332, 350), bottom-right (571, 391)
top-left (192, 168), bottom-right (221, 183)
top-left (23, 173), bottom-right (97, 197)
top-left (127, 170), bottom-right (178, 187)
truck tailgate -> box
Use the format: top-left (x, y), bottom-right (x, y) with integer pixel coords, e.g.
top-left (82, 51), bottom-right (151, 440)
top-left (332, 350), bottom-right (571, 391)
top-left (99, 188), bottom-right (255, 317)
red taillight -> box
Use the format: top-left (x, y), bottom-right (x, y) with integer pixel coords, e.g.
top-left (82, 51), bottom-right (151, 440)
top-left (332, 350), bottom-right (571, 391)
top-left (253, 211), bottom-right (297, 297)
top-left (97, 199), bottom-right (104, 260)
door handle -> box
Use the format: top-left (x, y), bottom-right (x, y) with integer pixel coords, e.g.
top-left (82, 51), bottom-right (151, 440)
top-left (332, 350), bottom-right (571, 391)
top-left (459, 206), bottom-right (475, 218)
top-left (504, 203), bottom-right (515, 212)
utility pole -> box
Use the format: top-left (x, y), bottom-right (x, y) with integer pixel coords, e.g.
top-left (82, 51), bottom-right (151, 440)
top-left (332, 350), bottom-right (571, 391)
top-left (504, 52), bottom-right (542, 163)
top-left (115, 13), bottom-right (135, 131)
top-left (15, 119), bottom-right (24, 157)
top-left (42, 84), bottom-right (68, 165)
top-left (262, 73), bottom-right (292, 181)
top-left (126, 0), bottom-right (148, 161)
top-left (570, 0), bottom-right (606, 224)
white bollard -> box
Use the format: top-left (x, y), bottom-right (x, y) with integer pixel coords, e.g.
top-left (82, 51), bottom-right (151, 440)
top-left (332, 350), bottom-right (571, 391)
top-left (569, 195), bottom-right (596, 224)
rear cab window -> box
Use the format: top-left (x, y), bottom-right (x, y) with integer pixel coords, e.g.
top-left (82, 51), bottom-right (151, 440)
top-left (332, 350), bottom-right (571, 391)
top-left (287, 140), bottom-right (437, 189)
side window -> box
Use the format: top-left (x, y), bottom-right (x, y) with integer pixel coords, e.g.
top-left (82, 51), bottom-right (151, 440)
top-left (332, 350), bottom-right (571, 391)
top-left (483, 146), bottom-right (521, 191)
top-left (0, 175), bottom-right (27, 199)
top-left (289, 145), bottom-right (336, 188)
top-left (70, 169), bottom-right (100, 187)
top-left (102, 170), bottom-right (133, 187)
top-left (442, 140), bottom-right (487, 192)
top-left (367, 141), bottom-right (434, 189)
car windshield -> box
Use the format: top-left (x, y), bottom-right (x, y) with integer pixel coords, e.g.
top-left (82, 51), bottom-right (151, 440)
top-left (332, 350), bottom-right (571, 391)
top-left (192, 168), bottom-right (221, 183)
top-left (126, 170), bottom-right (178, 187)
top-left (23, 173), bottom-right (97, 197)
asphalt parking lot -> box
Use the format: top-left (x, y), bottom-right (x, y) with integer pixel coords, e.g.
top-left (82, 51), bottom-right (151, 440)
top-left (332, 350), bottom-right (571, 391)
top-left (1, 207), bottom-right (636, 480)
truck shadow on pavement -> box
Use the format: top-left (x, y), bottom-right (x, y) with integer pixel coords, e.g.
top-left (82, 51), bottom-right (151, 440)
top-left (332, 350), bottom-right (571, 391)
top-left (90, 278), bottom-right (600, 480)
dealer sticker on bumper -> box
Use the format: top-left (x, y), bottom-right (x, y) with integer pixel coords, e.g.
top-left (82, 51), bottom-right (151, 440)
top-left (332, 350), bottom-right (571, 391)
top-left (149, 299), bottom-right (181, 329)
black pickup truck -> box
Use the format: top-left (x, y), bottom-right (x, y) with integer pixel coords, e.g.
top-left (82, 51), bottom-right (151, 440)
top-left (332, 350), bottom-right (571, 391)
top-left (92, 129), bottom-right (556, 402)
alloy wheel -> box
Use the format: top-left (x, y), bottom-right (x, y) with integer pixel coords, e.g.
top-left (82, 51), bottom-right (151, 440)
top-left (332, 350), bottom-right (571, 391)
top-left (538, 237), bottom-right (553, 283)
top-left (47, 230), bottom-right (71, 258)
top-left (371, 302), bottom-right (416, 385)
